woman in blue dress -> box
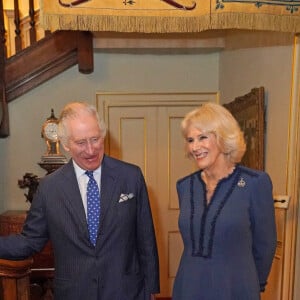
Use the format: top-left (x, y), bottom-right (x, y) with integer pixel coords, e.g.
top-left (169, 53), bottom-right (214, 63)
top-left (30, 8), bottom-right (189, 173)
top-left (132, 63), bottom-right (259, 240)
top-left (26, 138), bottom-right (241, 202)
top-left (172, 103), bottom-right (277, 300)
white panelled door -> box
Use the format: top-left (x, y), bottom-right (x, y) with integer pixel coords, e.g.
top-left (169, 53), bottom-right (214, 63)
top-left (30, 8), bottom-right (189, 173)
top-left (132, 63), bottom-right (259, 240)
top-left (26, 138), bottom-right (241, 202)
top-left (97, 92), bottom-right (218, 297)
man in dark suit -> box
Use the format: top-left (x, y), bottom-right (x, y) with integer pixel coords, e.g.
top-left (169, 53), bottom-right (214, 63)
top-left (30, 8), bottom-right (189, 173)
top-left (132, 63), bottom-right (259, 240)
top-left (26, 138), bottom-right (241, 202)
top-left (0, 102), bottom-right (160, 300)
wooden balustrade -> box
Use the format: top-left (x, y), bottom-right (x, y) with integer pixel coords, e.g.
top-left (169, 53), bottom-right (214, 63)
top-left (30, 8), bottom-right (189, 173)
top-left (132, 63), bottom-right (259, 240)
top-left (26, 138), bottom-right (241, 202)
top-left (1, 0), bottom-right (45, 58)
top-left (28, 0), bottom-right (36, 45)
top-left (13, 0), bottom-right (22, 53)
top-left (0, 0), bottom-right (48, 138)
top-left (0, 0), bottom-right (94, 138)
top-left (0, 0), bottom-right (8, 137)
top-left (0, 258), bottom-right (33, 300)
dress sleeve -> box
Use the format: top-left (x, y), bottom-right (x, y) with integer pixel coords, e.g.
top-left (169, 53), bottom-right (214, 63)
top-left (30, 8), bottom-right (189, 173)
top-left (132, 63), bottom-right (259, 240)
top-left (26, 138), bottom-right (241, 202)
top-left (250, 172), bottom-right (277, 292)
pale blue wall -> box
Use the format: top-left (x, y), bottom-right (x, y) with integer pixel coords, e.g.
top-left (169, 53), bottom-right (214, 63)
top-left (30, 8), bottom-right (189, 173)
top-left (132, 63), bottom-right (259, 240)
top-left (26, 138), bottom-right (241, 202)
top-left (219, 45), bottom-right (293, 193)
top-left (0, 44), bottom-right (293, 210)
top-left (0, 51), bottom-right (219, 212)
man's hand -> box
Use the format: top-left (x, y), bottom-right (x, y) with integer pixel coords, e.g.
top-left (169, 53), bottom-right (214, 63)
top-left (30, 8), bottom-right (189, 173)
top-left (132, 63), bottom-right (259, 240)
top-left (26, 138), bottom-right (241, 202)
top-left (150, 294), bottom-right (156, 300)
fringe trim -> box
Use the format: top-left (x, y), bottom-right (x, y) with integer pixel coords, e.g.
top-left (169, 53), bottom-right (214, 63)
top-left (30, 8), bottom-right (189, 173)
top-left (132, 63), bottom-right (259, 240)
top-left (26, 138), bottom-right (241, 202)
top-left (210, 12), bottom-right (300, 33)
top-left (40, 14), bottom-right (210, 33)
top-left (40, 12), bottom-right (300, 33)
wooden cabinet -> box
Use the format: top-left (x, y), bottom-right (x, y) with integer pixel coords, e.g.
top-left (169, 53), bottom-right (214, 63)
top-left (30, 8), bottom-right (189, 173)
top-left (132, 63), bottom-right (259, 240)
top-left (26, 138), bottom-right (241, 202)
top-left (0, 210), bottom-right (54, 299)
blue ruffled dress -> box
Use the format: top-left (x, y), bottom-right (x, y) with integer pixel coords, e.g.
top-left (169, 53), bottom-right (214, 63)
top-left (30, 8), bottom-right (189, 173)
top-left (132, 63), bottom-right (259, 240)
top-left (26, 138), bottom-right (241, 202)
top-left (172, 165), bottom-right (277, 300)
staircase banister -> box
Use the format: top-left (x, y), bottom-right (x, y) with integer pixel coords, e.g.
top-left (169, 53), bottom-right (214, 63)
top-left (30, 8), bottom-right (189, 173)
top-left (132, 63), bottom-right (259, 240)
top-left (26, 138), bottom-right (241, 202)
top-left (0, 257), bottom-right (33, 277)
top-left (0, 257), bottom-right (33, 300)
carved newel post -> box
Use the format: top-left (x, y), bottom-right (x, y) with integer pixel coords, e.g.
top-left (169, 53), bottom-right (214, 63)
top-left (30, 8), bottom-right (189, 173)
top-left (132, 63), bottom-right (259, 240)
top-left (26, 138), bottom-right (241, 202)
top-left (0, 257), bottom-right (33, 300)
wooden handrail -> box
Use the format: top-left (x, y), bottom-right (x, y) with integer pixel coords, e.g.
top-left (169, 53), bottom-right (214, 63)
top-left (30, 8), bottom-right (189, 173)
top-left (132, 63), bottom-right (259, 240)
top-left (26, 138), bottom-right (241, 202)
top-left (0, 1), bottom-right (94, 138)
top-left (0, 258), bottom-right (33, 300)
top-left (0, 0), bottom-right (50, 138)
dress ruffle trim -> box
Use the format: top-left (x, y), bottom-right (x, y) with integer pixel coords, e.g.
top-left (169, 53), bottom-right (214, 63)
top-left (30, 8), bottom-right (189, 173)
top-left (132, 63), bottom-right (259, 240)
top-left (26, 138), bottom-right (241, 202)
top-left (190, 166), bottom-right (241, 258)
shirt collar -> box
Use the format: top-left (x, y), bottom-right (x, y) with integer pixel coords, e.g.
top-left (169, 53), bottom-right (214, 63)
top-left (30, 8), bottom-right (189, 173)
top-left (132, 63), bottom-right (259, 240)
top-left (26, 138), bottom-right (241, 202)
top-left (72, 160), bottom-right (102, 180)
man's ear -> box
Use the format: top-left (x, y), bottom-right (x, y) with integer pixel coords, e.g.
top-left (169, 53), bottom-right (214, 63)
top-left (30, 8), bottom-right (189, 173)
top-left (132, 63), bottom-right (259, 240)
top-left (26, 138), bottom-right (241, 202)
top-left (61, 142), bottom-right (70, 152)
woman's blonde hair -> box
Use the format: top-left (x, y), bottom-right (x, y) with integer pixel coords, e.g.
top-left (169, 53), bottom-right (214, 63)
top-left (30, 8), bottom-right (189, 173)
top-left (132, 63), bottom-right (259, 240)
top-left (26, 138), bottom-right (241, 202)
top-left (181, 102), bottom-right (246, 163)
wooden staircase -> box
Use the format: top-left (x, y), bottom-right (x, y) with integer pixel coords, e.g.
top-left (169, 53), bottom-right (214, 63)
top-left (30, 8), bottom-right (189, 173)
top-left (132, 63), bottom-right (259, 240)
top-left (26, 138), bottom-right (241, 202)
top-left (0, 0), bottom-right (94, 138)
top-left (5, 30), bottom-right (94, 103)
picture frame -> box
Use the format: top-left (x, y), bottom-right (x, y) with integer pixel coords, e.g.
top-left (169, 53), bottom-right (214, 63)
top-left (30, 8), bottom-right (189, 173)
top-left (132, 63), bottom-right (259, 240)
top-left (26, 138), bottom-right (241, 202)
top-left (223, 87), bottom-right (265, 171)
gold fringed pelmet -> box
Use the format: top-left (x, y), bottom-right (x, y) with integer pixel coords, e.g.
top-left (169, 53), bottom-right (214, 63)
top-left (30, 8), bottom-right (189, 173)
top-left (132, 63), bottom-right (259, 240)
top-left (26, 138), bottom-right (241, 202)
top-left (210, 12), bottom-right (300, 33)
top-left (40, 14), bottom-right (213, 33)
top-left (40, 0), bottom-right (300, 33)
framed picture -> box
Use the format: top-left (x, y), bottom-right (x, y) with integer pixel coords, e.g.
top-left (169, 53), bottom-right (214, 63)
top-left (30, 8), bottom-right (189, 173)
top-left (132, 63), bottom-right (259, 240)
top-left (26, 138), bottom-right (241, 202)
top-left (223, 87), bottom-right (265, 171)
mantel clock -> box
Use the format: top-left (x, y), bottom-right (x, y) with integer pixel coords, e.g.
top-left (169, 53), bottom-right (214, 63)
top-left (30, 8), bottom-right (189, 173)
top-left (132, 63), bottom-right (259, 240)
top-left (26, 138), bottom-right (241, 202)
top-left (39, 109), bottom-right (67, 174)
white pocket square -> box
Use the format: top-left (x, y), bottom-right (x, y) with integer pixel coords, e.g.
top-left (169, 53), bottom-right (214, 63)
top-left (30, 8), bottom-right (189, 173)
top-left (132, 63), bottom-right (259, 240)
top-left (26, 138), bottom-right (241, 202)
top-left (119, 193), bottom-right (134, 203)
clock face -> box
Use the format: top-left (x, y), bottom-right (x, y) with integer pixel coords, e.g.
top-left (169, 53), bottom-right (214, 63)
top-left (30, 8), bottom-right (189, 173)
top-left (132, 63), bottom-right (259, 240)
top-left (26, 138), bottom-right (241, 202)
top-left (44, 122), bottom-right (58, 141)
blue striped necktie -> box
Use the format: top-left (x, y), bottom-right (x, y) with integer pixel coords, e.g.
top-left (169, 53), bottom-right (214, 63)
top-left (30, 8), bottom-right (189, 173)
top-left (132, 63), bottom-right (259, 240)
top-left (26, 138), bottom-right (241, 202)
top-left (85, 170), bottom-right (100, 246)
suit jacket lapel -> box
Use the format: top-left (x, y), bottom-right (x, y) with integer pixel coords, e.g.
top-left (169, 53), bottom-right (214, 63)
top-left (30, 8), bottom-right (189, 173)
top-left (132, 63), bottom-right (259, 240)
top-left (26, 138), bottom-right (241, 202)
top-left (99, 156), bottom-right (119, 227)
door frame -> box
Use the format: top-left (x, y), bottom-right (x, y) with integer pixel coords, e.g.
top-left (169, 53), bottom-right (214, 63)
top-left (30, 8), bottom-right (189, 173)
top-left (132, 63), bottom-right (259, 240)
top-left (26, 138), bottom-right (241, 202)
top-left (288, 35), bottom-right (300, 300)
